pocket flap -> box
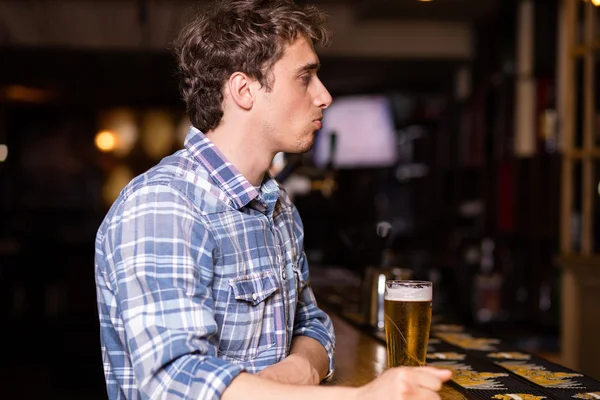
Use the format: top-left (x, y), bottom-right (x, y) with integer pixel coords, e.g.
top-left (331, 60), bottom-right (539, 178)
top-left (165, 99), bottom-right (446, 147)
top-left (230, 271), bottom-right (279, 305)
top-left (293, 263), bottom-right (308, 292)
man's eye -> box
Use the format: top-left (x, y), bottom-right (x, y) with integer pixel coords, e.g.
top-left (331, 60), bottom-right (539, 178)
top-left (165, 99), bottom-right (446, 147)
top-left (300, 75), bottom-right (311, 84)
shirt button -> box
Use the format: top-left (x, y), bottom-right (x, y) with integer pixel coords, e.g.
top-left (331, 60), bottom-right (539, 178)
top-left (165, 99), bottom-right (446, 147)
top-left (252, 293), bottom-right (258, 301)
top-left (282, 272), bottom-right (286, 280)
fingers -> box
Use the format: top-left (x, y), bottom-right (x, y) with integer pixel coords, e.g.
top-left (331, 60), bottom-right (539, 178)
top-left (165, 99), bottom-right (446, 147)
top-left (363, 366), bottom-right (452, 400)
top-left (391, 366), bottom-right (453, 392)
top-left (417, 366), bottom-right (453, 381)
top-left (404, 369), bottom-right (448, 391)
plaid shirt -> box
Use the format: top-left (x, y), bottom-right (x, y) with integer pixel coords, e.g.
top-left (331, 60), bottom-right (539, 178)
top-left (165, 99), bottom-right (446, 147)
top-left (95, 126), bottom-right (335, 399)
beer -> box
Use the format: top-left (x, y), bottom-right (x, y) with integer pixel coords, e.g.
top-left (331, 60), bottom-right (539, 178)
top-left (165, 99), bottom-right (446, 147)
top-left (384, 281), bottom-right (432, 368)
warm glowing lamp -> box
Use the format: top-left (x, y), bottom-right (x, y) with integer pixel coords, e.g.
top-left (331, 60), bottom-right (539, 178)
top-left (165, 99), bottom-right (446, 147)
top-left (2, 85), bottom-right (54, 103)
top-left (95, 130), bottom-right (117, 152)
top-left (0, 144), bottom-right (7, 162)
top-left (592, 0), bottom-right (600, 6)
top-left (98, 108), bottom-right (139, 157)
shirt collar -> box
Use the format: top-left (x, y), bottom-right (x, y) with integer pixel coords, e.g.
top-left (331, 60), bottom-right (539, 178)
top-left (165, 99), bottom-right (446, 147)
top-left (184, 126), bottom-right (279, 210)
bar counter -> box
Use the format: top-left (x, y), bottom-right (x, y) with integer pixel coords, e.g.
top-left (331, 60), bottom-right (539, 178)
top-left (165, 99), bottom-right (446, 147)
top-left (324, 308), bottom-right (467, 399)
top-left (322, 306), bottom-right (600, 400)
top-left (311, 267), bottom-right (600, 399)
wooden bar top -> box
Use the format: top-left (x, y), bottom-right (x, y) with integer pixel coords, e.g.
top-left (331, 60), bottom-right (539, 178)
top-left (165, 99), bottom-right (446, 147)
top-left (324, 309), bottom-right (466, 399)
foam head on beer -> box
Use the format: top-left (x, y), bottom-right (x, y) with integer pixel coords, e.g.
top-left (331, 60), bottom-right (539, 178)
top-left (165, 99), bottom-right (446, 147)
top-left (385, 281), bottom-right (432, 302)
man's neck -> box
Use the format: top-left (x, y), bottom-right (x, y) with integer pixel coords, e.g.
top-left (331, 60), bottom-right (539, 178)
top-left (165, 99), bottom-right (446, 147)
top-left (205, 122), bottom-right (275, 187)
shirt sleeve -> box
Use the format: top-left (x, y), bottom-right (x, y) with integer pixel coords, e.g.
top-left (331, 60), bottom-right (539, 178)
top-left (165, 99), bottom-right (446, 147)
top-left (290, 207), bottom-right (336, 380)
top-left (101, 184), bottom-right (244, 399)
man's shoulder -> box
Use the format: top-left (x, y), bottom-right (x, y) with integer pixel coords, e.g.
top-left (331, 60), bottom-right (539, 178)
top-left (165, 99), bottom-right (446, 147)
top-left (104, 151), bottom-right (231, 223)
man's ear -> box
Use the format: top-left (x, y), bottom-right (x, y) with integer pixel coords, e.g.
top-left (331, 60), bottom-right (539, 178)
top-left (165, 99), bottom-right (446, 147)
top-left (227, 72), bottom-right (254, 110)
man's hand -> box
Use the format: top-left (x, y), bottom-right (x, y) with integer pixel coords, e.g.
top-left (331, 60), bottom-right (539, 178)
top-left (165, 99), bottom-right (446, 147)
top-left (256, 353), bottom-right (320, 385)
top-left (355, 366), bottom-right (452, 400)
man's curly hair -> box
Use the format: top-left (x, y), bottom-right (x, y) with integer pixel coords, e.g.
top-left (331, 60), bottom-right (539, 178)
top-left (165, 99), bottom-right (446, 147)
top-left (173, 0), bottom-right (330, 132)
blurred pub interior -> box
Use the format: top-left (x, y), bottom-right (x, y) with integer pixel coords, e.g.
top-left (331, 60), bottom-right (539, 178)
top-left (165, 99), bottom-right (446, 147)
top-left (1, 0), bottom-right (599, 397)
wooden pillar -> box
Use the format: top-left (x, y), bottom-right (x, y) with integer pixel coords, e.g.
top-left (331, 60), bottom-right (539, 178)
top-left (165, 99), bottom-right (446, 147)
top-left (558, 0), bottom-right (578, 371)
top-left (514, 0), bottom-right (536, 158)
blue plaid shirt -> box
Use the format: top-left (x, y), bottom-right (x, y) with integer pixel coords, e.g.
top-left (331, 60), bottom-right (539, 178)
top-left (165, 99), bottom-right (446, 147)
top-left (95, 126), bottom-right (335, 399)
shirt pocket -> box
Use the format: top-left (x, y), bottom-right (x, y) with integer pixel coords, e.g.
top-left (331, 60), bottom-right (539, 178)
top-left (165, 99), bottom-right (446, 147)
top-left (218, 271), bottom-right (279, 361)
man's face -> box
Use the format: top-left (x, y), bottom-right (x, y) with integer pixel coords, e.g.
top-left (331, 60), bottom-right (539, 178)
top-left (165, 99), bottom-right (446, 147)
top-left (256, 35), bottom-right (332, 154)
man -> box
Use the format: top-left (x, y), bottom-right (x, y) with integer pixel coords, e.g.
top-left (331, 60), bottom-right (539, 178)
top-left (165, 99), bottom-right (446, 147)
top-left (94, 0), bottom-right (452, 399)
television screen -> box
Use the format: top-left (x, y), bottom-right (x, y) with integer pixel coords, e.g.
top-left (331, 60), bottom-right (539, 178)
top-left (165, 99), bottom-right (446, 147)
top-left (313, 95), bottom-right (398, 169)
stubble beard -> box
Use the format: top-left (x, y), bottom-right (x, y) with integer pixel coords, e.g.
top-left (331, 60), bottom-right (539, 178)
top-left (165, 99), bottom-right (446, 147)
top-left (294, 130), bottom-right (316, 154)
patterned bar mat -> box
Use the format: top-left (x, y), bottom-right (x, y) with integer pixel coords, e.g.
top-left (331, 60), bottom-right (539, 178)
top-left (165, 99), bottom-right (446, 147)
top-left (430, 324), bottom-right (600, 400)
top-left (427, 337), bottom-right (550, 399)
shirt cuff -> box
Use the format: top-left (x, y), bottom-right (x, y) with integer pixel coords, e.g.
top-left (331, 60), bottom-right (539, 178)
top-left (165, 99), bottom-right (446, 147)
top-left (189, 356), bottom-right (247, 399)
top-left (321, 367), bottom-right (335, 383)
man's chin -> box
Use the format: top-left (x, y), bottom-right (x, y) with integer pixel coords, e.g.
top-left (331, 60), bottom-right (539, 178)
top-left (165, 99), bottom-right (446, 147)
top-left (296, 140), bottom-right (315, 154)
top-left (285, 136), bottom-right (315, 154)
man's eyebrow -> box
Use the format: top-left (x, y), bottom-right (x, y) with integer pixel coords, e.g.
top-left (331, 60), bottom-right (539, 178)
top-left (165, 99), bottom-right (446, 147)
top-left (296, 62), bottom-right (321, 74)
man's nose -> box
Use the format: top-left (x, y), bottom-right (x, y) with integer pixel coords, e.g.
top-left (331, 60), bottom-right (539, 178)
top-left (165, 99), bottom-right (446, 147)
top-left (314, 78), bottom-right (333, 109)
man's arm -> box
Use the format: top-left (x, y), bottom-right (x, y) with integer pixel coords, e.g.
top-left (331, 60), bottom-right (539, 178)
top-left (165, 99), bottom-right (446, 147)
top-left (289, 336), bottom-right (330, 381)
top-left (101, 185), bottom-right (245, 399)
top-left (257, 204), bottom-right (335, 385)
top-left (256, 245), bottom-right (334, 385)
top-left (225, 367), bottom-right (453, 400)
top-left (290, 249), bottom-right (336, 378)
top-left (256, 336), bottom-right (328, 385)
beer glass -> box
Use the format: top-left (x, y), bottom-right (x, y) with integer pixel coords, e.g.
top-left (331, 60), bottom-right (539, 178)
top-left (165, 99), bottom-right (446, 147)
top-left (384, 280), bottom-right (432, 368)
